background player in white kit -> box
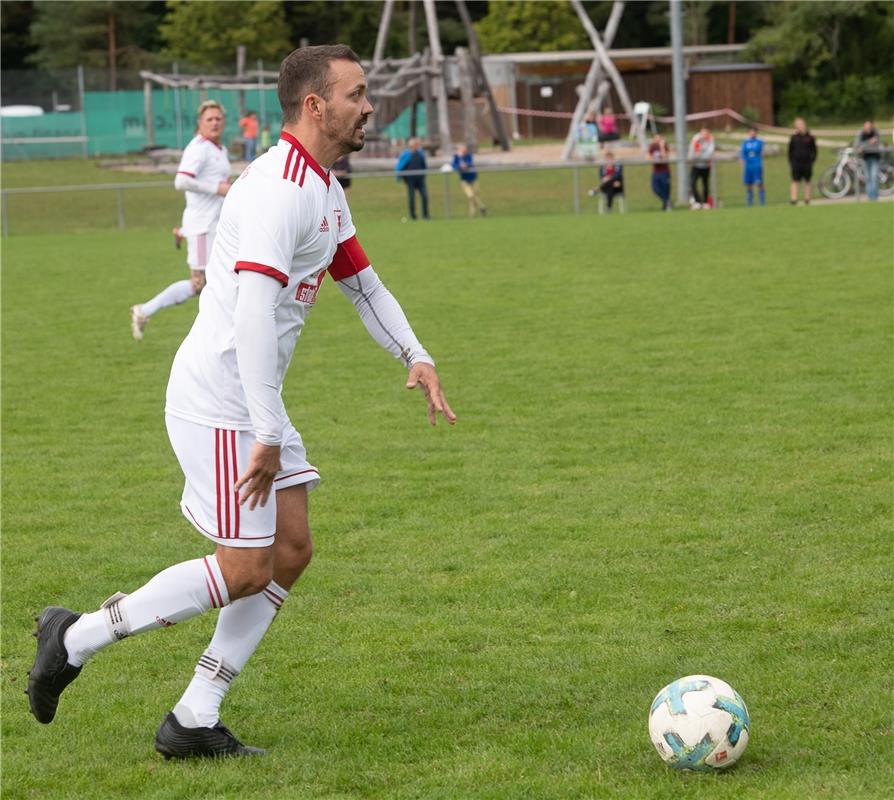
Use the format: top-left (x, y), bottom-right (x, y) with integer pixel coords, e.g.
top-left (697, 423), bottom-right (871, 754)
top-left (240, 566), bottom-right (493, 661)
top-left (28, 45), bottom-right (456, 759)
top-left (130, 100), bottom-right (232, 340)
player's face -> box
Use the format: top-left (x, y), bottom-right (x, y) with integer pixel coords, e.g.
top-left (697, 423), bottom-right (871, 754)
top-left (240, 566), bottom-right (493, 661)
top-left (198, 109), bottom-right (225, 143)
top-left (322, 60), bottom-right (374, 154)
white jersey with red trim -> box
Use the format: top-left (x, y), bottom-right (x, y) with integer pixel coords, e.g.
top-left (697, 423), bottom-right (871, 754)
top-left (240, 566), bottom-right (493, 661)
top-left (165, 132), bottom-right (369, 431)
top-left (177, 135), bottom-right (231, 235)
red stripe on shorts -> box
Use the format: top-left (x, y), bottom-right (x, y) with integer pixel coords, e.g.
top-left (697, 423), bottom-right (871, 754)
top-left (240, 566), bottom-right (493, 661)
top-left (222, 430), bottom-right (230, 537)
top-left (214, 429), bottom-right (222, 537)
top-left (230, 430), bottom-right (240, 539)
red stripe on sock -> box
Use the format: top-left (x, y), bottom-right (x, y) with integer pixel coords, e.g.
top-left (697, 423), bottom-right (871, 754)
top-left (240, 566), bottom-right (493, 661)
top-left (203, 557), bottom-right (224, 608)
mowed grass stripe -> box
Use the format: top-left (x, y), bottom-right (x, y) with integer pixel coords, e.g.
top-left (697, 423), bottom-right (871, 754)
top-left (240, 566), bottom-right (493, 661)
top-left (2, 203), bottom-right (891, 799)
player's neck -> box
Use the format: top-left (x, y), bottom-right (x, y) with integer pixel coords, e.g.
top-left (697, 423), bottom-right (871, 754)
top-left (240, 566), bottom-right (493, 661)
top-left (282, 123), bottom-right (339, 171)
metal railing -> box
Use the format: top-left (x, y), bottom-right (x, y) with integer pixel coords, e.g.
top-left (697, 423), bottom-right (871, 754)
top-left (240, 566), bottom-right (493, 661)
top-left (0, 152), bottom-right (784, 237)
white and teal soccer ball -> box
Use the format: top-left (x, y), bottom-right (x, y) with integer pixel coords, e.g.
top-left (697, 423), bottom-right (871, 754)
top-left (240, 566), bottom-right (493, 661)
top-left (648, 675), bottom-right (750, 771)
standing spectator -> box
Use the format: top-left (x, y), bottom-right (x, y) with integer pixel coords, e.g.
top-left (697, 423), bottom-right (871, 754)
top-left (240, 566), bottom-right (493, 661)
top-left (452, 144), bottom-right (487, 217)
top-left (131, 100), bottom-right (230, 341)
top-left (740, 127), bottom-right (765, 207)
top-left (592, 150), bottom-right (624, 212)
top-left (238, 110), bottom-right (259, 161)
top-left (395, 138), bottom-right (430, 220)
top-left (597, 107), bottom-right (620, 147)
top-left (855, 120), bottom-right (882, 201)
top-left (647, 133), bottom-right (671, 211)
top-left (332, 154), bottom-right (352, 191)
top-left (788, 117), bottom-right (817, 205)
top-left (688, 127), bottom-right (714, 209)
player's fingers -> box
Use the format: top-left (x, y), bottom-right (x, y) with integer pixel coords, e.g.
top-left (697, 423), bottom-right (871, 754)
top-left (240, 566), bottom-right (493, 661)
top-left (405, 374), bottom-right (418, 389)
top-left (437, 391), bottom-right (457, 424)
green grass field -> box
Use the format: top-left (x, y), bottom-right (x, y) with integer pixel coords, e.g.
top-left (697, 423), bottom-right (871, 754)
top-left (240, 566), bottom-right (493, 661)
top-left (2, 187), bottom-right (892, 798)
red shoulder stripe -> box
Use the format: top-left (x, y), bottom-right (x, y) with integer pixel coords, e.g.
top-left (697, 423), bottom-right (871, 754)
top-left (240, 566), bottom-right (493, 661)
top-left (328, 235), bottom-right (370, 281)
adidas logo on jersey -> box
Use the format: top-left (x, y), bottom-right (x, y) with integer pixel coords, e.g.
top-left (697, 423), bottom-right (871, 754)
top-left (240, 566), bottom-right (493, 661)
top-left (319, 217), bottom-right (330, 232)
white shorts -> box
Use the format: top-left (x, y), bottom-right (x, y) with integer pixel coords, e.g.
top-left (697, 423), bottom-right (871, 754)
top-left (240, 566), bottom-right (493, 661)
top-left (186, 229), bottom-right (215, 270)
top-left (166, 414), bottom-right (320, 549)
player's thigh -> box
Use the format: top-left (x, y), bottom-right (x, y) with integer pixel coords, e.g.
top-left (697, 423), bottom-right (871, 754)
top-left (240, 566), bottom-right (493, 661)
top-left (185, 228), bottom-right (216, 269)
top-left (166, 414), bottom-right (278, 549)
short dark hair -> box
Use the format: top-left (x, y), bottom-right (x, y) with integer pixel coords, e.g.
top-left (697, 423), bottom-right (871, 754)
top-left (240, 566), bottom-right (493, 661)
top-left (278, 44), bottom-right (360, 124)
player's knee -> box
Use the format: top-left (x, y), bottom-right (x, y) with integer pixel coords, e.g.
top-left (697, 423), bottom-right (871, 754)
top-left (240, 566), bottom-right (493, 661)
top-left (217, 548), bottom-right (274, 599)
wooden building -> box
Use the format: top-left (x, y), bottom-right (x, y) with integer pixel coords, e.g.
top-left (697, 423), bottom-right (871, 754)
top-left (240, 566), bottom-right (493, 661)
top-left (482, 47), bottom-right (775, 139)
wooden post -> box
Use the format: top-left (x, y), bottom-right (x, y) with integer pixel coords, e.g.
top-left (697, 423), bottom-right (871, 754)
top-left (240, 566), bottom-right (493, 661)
top-left (570, 0), bottom-right (644, 152)
top-left (409, 0), bottom-right (418, 137)
top-left (422, 0), bottom-right (452, 152)
top-left (561, 1), bottom-right (625, 161)
top-left (373, 0), bottom-right (395, 67)
top-left (456, 47), bottom-right (476, 148)
top-left (454, 0), bottom-right (510, 151)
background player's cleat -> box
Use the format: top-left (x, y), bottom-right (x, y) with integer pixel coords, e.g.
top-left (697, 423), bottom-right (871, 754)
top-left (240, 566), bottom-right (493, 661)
top-left (154, 712), bottom-right (267, 759)
top-left (130, 305), bottom-right (148, 340)
top-left (27, 607), bottom-right (82, 724)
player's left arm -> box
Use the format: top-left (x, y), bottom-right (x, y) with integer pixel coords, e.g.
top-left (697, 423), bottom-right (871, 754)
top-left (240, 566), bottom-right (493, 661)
top-left (329, 237), bottom-right (455, 426)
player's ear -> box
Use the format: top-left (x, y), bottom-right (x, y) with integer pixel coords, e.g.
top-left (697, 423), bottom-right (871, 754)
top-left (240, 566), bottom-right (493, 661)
top-left (305, 93), bottom-right (323, 119)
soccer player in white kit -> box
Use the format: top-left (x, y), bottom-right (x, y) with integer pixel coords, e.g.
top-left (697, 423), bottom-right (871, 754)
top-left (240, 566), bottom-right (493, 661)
top-left (130, 100), bottom-right (232, 340)
top-left (28, 45), bottom-right (456, 758)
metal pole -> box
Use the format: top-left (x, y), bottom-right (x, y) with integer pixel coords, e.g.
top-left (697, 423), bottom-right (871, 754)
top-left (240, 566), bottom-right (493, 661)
top-left (257, 59), bottom-right (266, 131)
top-left (144, 79), bottom-right (155, 148)
top-left (116, 188), bottom-right (125, 230)
top-left (173, 62), bottom-right (183, 149)
top-left (670, 0), bottom-right (688, 206)
top-left (442, 171), bottom-right (451, 219)
top-left (1, 194), bottom-right (9, 237)
top-left (77, 65), bottom-right (88, 159)
top-left (572, 165), bottom-right (581, 214)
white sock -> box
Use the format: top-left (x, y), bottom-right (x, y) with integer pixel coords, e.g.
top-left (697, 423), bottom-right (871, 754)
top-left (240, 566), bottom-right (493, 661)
top-left (174, 580), bottom-right (287, 728)
top-left (140, 279), bottom-right (195, 318)
top-left (64, 555), bottom-right (229, 667)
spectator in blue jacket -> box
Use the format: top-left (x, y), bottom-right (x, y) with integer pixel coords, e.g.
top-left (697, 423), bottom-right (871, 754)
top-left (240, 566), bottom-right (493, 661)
top-left (452, 144), bottom-right (487, 217)
top-left (396, 138), bottom-right (429, 220)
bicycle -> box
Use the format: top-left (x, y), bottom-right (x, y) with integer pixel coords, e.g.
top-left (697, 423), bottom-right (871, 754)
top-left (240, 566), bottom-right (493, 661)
top-left (818, 147), bottom-right (894, 199)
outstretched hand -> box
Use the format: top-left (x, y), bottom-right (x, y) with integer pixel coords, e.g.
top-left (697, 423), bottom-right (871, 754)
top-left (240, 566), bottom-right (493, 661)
top-left (406, 362), bottom-right (456, 426)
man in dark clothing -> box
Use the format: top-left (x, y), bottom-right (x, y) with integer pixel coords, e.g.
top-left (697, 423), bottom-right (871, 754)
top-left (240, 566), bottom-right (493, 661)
top-left (855, 120), bottom-right (882, 201)
top-left (647, 133), bottom-right (671, 211)
top-left (788, 118), bottom-right (817, 205)
top-left (396, 138), bottom-right (430, 220)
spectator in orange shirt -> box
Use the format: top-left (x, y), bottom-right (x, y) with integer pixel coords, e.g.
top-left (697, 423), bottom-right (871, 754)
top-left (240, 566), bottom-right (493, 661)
top-left (238, 111), bottom-right (259, 161)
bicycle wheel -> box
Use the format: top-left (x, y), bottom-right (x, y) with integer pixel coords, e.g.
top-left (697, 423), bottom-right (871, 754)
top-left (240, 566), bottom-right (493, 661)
top-left (818, 165), bottom-right (852, 199)
top-left (879, 165), bottom-right (894, 197)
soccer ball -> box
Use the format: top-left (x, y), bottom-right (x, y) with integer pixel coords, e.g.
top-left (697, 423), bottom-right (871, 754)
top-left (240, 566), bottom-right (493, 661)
top-left (648, 675), bottom-right (750, 771)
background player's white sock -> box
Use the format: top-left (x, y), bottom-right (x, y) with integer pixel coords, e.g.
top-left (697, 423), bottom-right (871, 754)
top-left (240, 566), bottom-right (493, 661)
top-left (173, 580), bottom-right (287, 728)
top-left (140, 279), bottom-right (195, 318)
top-left (64, 555), bottom-right (229, 667)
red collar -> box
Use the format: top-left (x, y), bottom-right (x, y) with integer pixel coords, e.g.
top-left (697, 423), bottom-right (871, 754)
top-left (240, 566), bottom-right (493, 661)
top-left (280, 131), bottom-right (329, 187)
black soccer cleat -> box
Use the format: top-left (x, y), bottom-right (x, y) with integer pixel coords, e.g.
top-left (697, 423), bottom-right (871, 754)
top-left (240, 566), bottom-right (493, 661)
top-left (27, 606), bottom-right (82, 724)
top-left (154, 712), bottom-right (267, 759)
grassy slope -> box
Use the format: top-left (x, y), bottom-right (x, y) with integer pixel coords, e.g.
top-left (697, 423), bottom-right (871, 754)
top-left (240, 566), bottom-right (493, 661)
top-left (1, 204), bottom-right (892, 799)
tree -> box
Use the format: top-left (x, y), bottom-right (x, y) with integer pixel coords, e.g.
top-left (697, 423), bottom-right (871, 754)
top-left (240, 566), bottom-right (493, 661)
top-left (1, 1), bottom-right (37, 71)
top-left (28, 1), bottom-right (162, 89)
top-left (160, 1), bottom-right (292, 69)
top-left (747, 0), bottom-right (894, 121)
top-left (474, 0), bottom-right (589, 54)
